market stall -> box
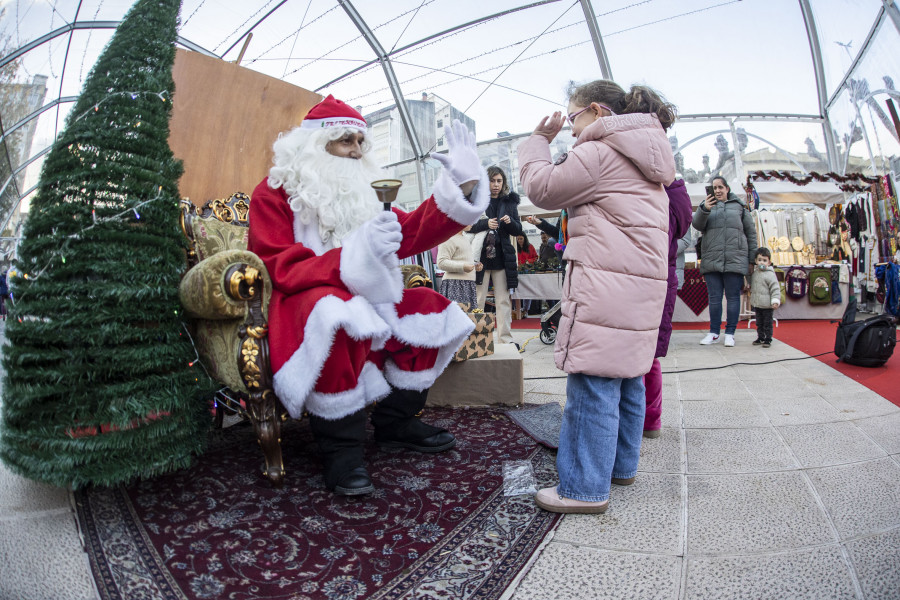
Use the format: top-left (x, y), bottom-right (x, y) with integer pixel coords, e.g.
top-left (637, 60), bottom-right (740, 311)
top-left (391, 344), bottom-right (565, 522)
top-left (514, 272), bottom-right (564, 300)
top-left (674, 266), bottom-right (850, 323)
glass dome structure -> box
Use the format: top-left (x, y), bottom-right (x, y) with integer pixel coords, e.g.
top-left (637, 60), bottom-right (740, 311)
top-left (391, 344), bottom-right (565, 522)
top-left (2, 0), bottom-right (899, 247)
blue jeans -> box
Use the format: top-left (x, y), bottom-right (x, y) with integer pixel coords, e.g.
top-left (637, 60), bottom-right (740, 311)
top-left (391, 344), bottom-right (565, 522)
top-left (556, 373), bottom-right (646, 502)
top-left (704, 271), bottom-right (744, 335)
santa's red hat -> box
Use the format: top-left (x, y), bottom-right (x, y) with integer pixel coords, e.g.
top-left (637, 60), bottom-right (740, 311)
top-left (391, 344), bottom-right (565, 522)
top-left (300, 95), bottom-right (367, 133)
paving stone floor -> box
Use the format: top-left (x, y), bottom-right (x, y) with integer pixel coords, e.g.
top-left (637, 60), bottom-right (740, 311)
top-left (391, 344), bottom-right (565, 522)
top-left (1, 327), bottom-right (899, 600)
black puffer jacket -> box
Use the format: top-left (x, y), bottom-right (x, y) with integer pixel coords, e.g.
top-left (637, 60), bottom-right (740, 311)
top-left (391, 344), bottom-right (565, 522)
top-left (470, 192), bottom-right (524, 289)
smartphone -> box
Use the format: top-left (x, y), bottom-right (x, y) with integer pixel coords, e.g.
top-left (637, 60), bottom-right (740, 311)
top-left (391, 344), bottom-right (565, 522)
top-left (705, 185), bottom-right (715, 198)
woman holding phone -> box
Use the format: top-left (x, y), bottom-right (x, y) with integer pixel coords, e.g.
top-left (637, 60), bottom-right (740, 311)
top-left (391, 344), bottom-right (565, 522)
top-left (692, 176), bottom-right (758, 347)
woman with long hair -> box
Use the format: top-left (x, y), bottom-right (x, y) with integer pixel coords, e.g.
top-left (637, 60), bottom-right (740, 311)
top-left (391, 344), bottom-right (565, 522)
top-left (469, 166), bottom-right (523, 345)
top-left (693, 175), bottom-right (758, 347)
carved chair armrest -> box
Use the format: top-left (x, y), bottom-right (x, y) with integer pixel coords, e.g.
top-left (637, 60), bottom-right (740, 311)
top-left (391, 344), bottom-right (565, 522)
top-left (179, 249), bottom-right (271, 320)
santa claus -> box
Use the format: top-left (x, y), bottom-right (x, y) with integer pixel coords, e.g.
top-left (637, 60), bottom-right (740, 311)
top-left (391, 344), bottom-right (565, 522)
top-left (249, 95), bottom-right (488, 495)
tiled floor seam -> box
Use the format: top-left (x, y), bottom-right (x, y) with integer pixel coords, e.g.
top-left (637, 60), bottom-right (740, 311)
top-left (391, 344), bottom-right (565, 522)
top-left (548, 540), bottom-right (684, 557)
top-left (684, 456), bottom-right (896, 475)
top-left (685, 539), bottom-right (870, 559)
top-left (0, 506), bottom-right (73, 521)
top-left (845, 419), bottom-right (896, 459)
top-left (676, 372), bottom-right (690, 600)
top-left (836, 521), bottom-right (900, 545)
top-left (766, 417), bottom-right (867, 600)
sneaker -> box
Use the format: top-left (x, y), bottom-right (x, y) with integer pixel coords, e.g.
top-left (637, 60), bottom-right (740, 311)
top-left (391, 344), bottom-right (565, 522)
top-left (642, 429), bottom-right (661, 439)
top-left (699, 333), bottom-right (720, 345)
top-left (752, 339), bottom-right (764, 346)
top-left (723, 334), bottom-right (735, 347)
top-left (762, 342), bottom-right (771, 348)
top-left (534, 486), bottom-right (609, 514)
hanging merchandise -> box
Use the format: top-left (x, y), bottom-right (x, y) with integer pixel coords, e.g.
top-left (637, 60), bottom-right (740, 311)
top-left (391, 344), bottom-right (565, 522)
top-left (831, 265), bottom-right (843, 304)
top-left (845, 202), bottom-right (860, 242)
top-left (875, 262), bottom-right (900, 317)
top-left (807, 267), bottom-right (832, 305)
top-left (786, 268), bottom-right (809, 299)
top-left (858, 195), bottom-right (868, 233)
top-left (745, 181), bottom-right (759, 209)
top-left (773, 267), bottom-right (787, 305)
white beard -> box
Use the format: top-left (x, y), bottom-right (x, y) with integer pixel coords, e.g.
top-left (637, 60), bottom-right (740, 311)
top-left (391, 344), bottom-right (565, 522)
top-left (268, 127), bottom-right (384, 247)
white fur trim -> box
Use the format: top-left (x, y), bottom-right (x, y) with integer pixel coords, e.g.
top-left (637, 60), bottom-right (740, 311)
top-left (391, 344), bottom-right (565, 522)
top-left (273, 295), bottom-right (391, 418)
top-left (375, 301), bottom-right (475, 391)
top-left (304, 361), bottom-right (391, 420)
top-left (300, 117), bottom-right (366, 132)
top-left (373, 300), bottom-right (474, 349)
top-left (339, 225), bottom-right (404, 305)
top-left (432, 170), bottom-right (490, 225)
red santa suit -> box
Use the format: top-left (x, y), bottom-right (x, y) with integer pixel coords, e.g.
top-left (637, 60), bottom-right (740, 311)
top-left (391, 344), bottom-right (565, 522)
top-left (249, 170), bottom-right (487, 421)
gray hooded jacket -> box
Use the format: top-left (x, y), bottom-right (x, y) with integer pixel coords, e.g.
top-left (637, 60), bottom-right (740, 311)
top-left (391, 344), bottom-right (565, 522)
top-left (692, 192), bottom-right (757, 275)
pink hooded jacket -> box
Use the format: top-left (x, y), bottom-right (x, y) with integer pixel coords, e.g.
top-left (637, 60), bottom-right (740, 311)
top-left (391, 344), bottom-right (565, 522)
top-left (519, 113), bottom-right (675, 378)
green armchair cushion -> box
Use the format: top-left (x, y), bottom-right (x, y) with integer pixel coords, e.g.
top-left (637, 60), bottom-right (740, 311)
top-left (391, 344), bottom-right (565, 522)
top-left (191, 215), bottom-right (249, 261)
top-left (179, 249), bottom-right (271, 320)
top-left (194, 319), bottom-right (247, 393)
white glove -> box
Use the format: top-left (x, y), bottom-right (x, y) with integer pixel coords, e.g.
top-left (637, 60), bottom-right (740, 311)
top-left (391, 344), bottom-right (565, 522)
top-left (340, 212), bottom-right (404, 305)
top-left (364, 211), bottom-right (402, 261)
top-left (430, 119), bottom-right (481, 186)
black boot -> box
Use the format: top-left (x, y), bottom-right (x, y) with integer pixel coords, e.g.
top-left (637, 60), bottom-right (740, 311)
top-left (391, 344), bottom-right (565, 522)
top-left (308, 410), bottom-right (374, 496)
top-left (372, 388), bottom-right (456, 453)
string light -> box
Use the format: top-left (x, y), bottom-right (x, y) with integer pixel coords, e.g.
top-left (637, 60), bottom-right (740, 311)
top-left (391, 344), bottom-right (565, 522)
top-left (72, 90), bottom-right (170, 123)
top-left (17, 190), bottom-right (167, 285)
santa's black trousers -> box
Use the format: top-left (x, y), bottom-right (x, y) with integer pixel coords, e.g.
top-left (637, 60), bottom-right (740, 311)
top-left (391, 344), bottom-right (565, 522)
top-left (308, 409), bottom-right (367, 489)
top-left (371, 387), bottom-right (428, 433)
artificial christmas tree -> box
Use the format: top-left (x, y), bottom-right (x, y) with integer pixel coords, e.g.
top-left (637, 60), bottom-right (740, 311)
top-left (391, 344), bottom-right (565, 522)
top-left (0, 0), bottom-right (214, 488)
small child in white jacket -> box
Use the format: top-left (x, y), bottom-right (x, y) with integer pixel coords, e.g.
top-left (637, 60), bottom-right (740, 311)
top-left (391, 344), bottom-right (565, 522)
top-left (436, 226), bottom-right (482, 309)
top-left (749, 247), bottom-right (781, 348)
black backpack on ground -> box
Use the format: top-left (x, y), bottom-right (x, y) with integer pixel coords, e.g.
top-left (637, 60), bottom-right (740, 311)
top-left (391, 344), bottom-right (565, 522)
top-left (834, 298), bottom-right (897, 367)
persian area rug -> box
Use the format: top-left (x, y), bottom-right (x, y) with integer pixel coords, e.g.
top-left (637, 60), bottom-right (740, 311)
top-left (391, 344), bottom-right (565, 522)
top-left (504, 403), bottom-right (562, 449)
top-left (75, 407), bottom-right (561, 600)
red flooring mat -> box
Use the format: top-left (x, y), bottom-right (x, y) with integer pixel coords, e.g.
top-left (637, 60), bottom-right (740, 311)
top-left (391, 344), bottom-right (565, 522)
top-left (511, 317), bottom-right (899, 406)
top-left (765, 319), bottom-right (899, 406)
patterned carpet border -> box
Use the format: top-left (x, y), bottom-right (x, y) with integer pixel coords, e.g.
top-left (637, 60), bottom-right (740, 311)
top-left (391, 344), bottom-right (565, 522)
top-left (75, 407), bottom-right (561, 600)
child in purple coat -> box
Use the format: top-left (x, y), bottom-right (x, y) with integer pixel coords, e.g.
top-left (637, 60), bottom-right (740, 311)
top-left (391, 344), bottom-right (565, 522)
top-left (642, 179), bottom-right (692, 438)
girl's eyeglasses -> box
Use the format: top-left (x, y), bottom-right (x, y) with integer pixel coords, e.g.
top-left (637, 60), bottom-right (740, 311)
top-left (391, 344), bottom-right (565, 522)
top-left (566, 104), bottom-right (617, 124)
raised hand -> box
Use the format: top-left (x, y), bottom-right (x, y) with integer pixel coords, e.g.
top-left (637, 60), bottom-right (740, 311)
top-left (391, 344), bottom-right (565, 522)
top-left (430, 119), bottom-right (481, 186)
top-left (533, 111), bottom-right (565, 142)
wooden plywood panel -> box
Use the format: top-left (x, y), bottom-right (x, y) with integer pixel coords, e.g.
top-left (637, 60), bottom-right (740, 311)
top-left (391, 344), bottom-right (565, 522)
top-left (169, 49), bottom-right (322, 205)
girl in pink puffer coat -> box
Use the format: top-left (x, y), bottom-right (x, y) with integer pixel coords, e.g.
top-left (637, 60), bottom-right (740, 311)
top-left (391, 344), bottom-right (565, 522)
top-left (519, 80), bottom-right (676, 514)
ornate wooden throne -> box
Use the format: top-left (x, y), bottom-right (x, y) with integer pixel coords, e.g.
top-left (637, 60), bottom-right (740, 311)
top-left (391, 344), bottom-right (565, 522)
top-left (179, 192), bottom-right (287, 485)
